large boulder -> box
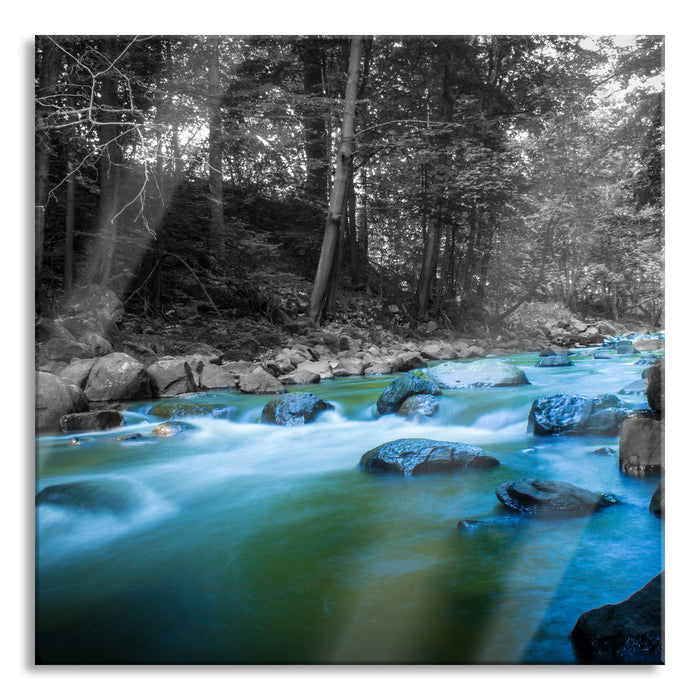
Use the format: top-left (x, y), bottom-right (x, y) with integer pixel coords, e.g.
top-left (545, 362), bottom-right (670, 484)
top-left (146, 357), bottom-right (198, 397)
top-left (397, 393), bottom-right (440, 420)
top-left (495, 478), bottom-right (617, 515)
top-left (36, 371), bottom-right (88, 433)
top-left (535, 355), bottom-right (574, 368)
top-left (619, 416), bottom-right (664, 476)
top-left (393, 351), bottom-right (425, 372)
top-left (571, 572), bottom-right (664, 663)
top-left (238, 366), bottom-right (286, 394)
top-left (199, 363), bottom-right (240, 390)
top-left (295, 359), bottom-right (334, 381)
top-left (376, 369), bottom-right (442, 415)
top-left (528, 394), bottom-right (631, 436)
top-left (331, 357), bottom-right (364, 377)
top-left (425, 359), bottom-right (529, 389)
top-left (83, 352), bottom-right (152, 402)
top-left (646, 362), bottom-right (664, 414)
top-left (59, 358), bottom-right (99, 389)
top-left (359, 438), bottom-right (498, 476)
top-left (60, 409), bottom-right (124, 433)
top-left (363, 360), bottom-right (395, 375)
top-left (261, 392), bottom-right (334, 426)
top-left (420, 340), bottom-right (458, 361)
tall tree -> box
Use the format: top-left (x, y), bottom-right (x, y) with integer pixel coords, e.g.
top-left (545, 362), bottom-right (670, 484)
top-left (307, 36), bottom-right (363, 323)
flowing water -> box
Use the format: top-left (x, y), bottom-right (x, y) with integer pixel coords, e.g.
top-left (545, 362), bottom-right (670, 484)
top-left (35, 351), bottom-right (664, 664)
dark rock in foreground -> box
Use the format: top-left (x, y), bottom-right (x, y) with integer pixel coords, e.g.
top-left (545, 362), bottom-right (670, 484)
top-left (593, 447), bottom-right (616, 456)
top-left (618, 416), bottom-right (664, 477)
top-left (359, 438), bottom-right (499, 476)
top-left (646, 362), bottom-right (664, 414)
top-left (261, 392), bottom-right (334, 426)
top-left (376, 369), bottom-right (441, 415)
top-left (571, 572), bottom-right (664, 664)
top-left (535, 355), bottom-right (574, 368)
top-left (425, 359), bottom-right (529, 389)
top-left (60, 410), bottom-right (124, 433)
top-left (649, 482), bottom-right (664, 518)
top-left (528, 393), bottom-right (631, 436)
top-left (495, 478), bottom-right (617, 515)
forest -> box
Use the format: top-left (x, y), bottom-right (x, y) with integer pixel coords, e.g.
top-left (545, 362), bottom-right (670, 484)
top-left (35, 35), bottom-right (664, 343)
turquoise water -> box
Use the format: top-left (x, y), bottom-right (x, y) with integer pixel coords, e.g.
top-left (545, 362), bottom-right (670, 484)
top-left (35, 352), bottom-right (663, 664)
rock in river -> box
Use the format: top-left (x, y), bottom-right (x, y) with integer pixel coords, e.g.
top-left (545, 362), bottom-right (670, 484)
top-left (261, 392), bottom-right (334, 426)
top-left (495, 478), bottom-right (617, 515)
top-left (571, 572), bottom-right (663, 663)
top-left (397, 393), bottom-right (440, 419)
top-left (151, 421), bottom-right (197, 437)
top-left (359, 438), bottom-right (499, 476)
top-left (425, 359), bottom-right (529, 389)
top-left (535, 355), bottom-right (574, 368)
top-left (60, 409), bottom-right (124, 433)
top-left (376, 369), bottom-right (442, 415)
top-left (528, 393), bottom-right (631, 436)
top-left (36, 477), bottom-right (141, 515)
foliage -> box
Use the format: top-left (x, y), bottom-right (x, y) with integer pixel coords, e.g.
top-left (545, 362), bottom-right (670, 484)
top-left (35, 34), bottom-right (664, 331)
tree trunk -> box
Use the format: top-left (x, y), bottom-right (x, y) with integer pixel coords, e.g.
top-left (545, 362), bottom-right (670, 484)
top-left (323, 201), bottom-right (348, 320)
top-left (35, 37), bottom-right (59, 287)
top-left (307, 36), bottom-right (363, 324)
top-left (415, 217), bottom-right (442, 318)
top-left (207, 35), bottom-right (225, 260)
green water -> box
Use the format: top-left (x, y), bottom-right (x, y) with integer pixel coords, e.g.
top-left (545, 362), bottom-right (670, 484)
top-left (35, 352), bottom-right (664, 664)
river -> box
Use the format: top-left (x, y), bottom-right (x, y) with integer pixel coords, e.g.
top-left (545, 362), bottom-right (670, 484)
top-left (35, 350), bottom-right (664, 664)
